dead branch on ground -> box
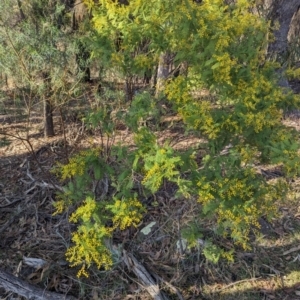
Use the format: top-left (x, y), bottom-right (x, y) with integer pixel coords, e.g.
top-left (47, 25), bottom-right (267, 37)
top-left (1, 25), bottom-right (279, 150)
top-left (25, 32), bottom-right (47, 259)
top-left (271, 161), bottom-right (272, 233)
top-left (0, 269), bottom-right (76, 300)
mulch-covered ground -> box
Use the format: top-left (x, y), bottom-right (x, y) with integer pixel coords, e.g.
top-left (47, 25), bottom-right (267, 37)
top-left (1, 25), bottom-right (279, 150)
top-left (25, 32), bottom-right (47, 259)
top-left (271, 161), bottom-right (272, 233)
top-left (1, 80), bottom-right (300, 299)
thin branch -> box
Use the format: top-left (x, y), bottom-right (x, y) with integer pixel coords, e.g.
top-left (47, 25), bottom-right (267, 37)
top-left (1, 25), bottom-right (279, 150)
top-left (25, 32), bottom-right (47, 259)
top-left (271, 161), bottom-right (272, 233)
top-left (0, 131), bottom-right (63, 192)
top-left (4, 26), bottom-right (31, 81)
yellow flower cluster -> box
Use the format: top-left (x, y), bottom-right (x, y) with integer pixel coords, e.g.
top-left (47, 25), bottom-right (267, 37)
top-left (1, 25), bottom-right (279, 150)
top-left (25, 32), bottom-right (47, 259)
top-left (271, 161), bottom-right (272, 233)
top-left (244, 109), bottom-right (279, 133)
top-left (216, 190), bottom-right (278, 249)
top-left (61, 158), bottom-right (85, 180)
top-left (111, 52), bottom-right (124, 65)
top-left (197, 172), bottom-right (282, 249)
top-left (53, 191), bottom-right (73, 215)
top-left (142, 163), bottom-right (160, 189)
top-left (240, 146), bottom-right (259, 165)
top-left (215, 35), bottom-right (231, 51)
top-left (165, 75), bottom-right (191, 105)
top-left (175, 97), bottom-right (220, 139)
top-left (83, 0), bottom-right (94, 10)
top-left (134, 54), bottom-right (153, 69)
top-left (217, 205), bottom-right (258, 249)
top-left (93, 15), bottom-right (108, 30)
top-left (286, 67), bottom-right (300, 80)
top-left (212, 53), bottom-right (236, 85)
top-left (221, 250), bottom-right (234, 262)
top-left (200, 115), bottom-right (220, 139)
top-left (232, 1), bottom-right (265, 35)
top-left (141, 146), bottom-right (180, 192)
top-left (53, 199), bottom-right (66, 215)
top-left (197, 178), bottom-right (215, 204)
top-left (63, 195), bottom-right (115, 277)
top-left (63, 195), bottom-right (145, 277)
top-left (201, 0), bottom-right (224, 22)
top-left (70, 197), bottom-right (96, 223)
top-left (178, 3), bottom-right (192, 20)
top-left (221, 117), bottom-right (240, 134)
top-left (66, 224), bottom-right (113, 277)
top-left (59, 148), bottom-right (101, 180)
top-left (108, 198), bottom-right (144, 230)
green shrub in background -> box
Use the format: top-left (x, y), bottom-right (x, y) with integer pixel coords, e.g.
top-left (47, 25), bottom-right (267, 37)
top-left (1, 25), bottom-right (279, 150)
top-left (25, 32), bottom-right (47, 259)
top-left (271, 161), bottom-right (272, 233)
top-left (0, 0), bottom-right (85, 137)
top-left (54, 0), bottom-right (300, 276)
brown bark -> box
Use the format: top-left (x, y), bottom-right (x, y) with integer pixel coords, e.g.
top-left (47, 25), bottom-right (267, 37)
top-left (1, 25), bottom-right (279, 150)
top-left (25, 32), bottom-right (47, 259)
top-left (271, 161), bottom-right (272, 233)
top-left (42, 71), bottom-right (55, 137)
top-left (73, 0), bottom-right (91, 82)
top-left (288, 4), bottom-right (300, 46)
top-left (265, 0), bottom-right (300, 89)
top-left (44, 97), bottom-right (55, 137)
top-left (0, 269), bottom-right (76, 300)
top-left (155, 52), bottom-right (172, 98)
top-left (268, 0), bottom-right (300, 61)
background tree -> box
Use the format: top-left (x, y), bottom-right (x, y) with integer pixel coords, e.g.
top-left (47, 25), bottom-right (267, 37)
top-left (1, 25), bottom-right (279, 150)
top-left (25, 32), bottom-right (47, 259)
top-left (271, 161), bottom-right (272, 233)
top-left (0, 0), bottom-right (82, 137)
top-left (72, 0), bottom-right (93, 83)
top-left (243, 1), bottom-right (300, 91)
top-left (267, 0), bottom-right (300, 60)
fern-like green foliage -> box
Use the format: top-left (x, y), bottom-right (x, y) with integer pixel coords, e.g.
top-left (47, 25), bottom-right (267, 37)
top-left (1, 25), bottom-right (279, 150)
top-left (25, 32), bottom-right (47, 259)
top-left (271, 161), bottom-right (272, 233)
top-left (55, 0), bottom-right (300, 275)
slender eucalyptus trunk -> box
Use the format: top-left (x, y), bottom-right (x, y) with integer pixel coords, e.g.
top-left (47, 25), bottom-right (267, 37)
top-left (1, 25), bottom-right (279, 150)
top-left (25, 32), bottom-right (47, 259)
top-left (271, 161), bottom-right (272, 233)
top-left (42, 72), bottom-right (54, 137)
top-left (44, 97), bottom-right (55, 137)
top-left (155, 52), bottom-right (172, 98)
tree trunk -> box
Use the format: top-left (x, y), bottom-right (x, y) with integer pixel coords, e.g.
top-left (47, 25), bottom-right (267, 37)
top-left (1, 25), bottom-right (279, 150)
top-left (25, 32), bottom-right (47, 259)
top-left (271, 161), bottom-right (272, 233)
top-left (76, 40), bottom-right (91, 82)
top-left (44, 97), bottom-right (55, 137)
top-left (73, 0), bottom-right (91, 82)
top-left (266, 0), bottom-right (300, 89)
top-left (42, 72), bottom-right (55, 137)
top-left (288, 3), bottom-right (300, 62)
top-left (268, 0), bottom-right (300, 61)
top-left (155, 52), bottom-right (172, 98)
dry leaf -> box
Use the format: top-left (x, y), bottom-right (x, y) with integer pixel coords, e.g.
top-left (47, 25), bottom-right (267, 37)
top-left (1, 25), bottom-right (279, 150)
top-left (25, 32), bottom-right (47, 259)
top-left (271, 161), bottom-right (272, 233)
top-left (140, 221), bottom-right (156, 235)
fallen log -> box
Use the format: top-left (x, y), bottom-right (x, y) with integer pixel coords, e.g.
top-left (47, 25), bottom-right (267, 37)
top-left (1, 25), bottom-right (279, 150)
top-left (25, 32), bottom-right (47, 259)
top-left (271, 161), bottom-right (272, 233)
top-left (0, 269), bottom-right (76, 300)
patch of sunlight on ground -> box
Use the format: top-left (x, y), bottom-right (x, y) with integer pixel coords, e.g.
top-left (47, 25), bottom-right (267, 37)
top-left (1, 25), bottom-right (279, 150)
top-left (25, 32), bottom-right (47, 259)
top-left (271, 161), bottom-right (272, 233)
top-left (203, 270), bottom-right (300, 300)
